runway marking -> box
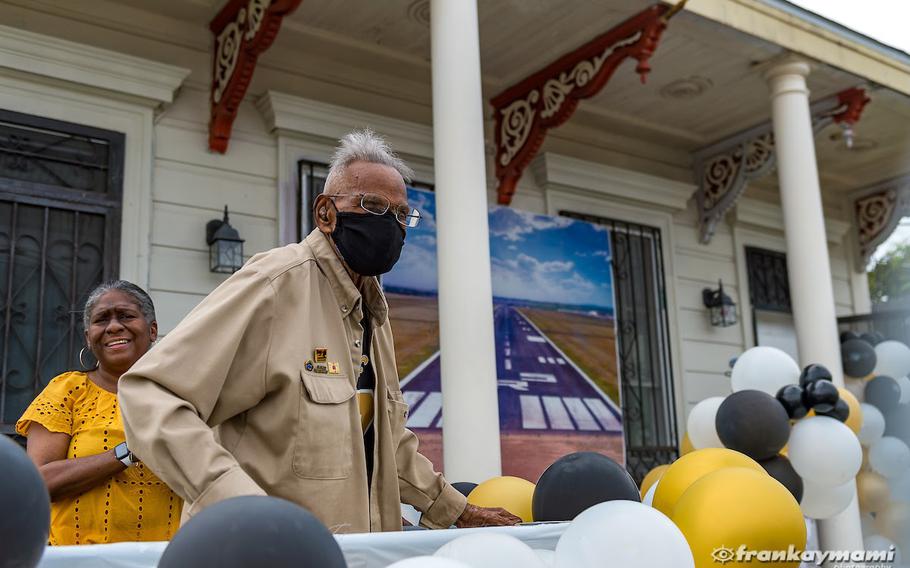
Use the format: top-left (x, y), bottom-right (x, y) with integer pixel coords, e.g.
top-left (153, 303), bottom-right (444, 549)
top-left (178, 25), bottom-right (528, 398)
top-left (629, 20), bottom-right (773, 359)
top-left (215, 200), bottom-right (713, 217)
top-left (407, 392), bottom-right (442, 428)
top-left (537, 356), bottom-right (546, 364)
top-left (520, 395), bottom-right (547, 429)
top-left (542, 396), bottom-right (574, 430)
top-left (564, 397), bottom-right (601, 431)
top-left (556, 358), bottom-right (566, 365)
top-left (504, 358), bottom-right (512, 370)
top-left (519, 372), bottom-right (557, 383)
top-left (584, 398), bottom-right (622, 431)
top-left (403, 391), bottom-right (426, 407)
top-left (527, 336), bottom-right (545, 343)
top-left (504, 348), bottom-right (511, 356)
top-left (546, 357), bottom-right (556, 364)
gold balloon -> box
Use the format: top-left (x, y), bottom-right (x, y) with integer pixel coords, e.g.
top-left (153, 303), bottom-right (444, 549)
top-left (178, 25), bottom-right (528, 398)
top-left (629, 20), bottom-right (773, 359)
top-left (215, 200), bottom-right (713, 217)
top-left (681, 433), bottom-right (695, 455)
top-left (837, 387), bottom-right (863, 435)
top-left (672, 467), bottom-right (807, 568)
top-left (857, 470), bottom-right (891, 514)
top-left (780, 444), bottom-right (789, 457)
top-left (640, 464), bottom-right (669, 498)
top-left (874, 502), bottom-right (910, 542)
top-left (652, 448), bottom-right (764, 516)
top-left (467, 476), bottom-right (535, 522)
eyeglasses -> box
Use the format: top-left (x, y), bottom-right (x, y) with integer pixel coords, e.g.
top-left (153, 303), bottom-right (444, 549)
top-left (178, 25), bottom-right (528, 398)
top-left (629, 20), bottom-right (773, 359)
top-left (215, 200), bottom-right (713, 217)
top-left (326, 193), bottom-right (421, 228)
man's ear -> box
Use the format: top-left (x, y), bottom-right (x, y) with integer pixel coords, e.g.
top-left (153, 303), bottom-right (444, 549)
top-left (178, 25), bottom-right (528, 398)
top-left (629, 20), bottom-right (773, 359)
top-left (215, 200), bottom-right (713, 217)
top-left (313, 195), bottom-right (337, 235)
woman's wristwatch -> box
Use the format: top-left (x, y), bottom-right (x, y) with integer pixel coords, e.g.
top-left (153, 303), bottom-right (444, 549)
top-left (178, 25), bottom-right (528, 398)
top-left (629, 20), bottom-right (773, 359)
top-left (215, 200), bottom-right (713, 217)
top-left (114, 442), bottom-right (136, 467)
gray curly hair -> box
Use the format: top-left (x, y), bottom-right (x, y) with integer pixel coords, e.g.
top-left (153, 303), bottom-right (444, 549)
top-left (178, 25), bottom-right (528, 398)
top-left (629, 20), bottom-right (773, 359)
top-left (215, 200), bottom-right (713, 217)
top-left (324, 129), bottom-right (414, 191)
top-left (83, 280), bottom-right (156, 329)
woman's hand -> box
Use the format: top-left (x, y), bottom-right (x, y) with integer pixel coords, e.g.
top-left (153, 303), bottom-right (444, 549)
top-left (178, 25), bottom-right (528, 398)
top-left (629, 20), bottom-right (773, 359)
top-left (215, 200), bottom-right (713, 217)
top-left (27, 423), bottom-right (127, 502)
top-left (454, 503), bottom-right (522, 528)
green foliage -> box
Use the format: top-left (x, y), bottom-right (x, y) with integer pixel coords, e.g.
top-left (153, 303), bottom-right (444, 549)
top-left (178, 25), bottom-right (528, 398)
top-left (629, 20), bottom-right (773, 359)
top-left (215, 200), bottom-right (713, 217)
top-left (869, 243), bottom-right (910, 304)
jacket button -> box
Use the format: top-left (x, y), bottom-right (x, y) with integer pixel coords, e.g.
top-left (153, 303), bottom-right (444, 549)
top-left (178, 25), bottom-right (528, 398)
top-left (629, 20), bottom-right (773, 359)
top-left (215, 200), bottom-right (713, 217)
top-left (341, 304), bottom-right (348, 312)
top-left (354, 339), bottom-right (361, 348)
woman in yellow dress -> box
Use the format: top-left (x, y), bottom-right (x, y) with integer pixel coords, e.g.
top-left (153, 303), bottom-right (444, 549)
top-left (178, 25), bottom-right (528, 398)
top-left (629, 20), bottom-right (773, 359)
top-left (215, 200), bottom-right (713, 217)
top-left (16, 280), bottom-right (182, 544)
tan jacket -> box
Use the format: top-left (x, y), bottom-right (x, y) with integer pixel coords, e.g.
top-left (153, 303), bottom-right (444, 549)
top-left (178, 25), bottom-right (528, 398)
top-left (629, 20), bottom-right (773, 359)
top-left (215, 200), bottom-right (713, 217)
top-left (119, 230), bottom-right (466, 533)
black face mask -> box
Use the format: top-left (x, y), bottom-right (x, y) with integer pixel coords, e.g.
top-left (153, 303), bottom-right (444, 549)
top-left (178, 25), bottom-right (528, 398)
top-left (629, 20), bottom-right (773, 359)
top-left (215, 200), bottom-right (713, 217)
top-left (331, 211), bottom-right (405, 276)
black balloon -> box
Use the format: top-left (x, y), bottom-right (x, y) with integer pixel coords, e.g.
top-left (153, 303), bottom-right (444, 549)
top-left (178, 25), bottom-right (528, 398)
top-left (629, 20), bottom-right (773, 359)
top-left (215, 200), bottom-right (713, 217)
top-left (865, 376), bottom-right (902, 414)
top-left (532, 452), bottom-right (639, 521)
top-left (861, 331), bottom-right (885, 346)
top-left (840, 330), bottom-right (860, 343)
top-left (158, 496), bottom-right (345, 568)
top-left (0, 435), bottom-right (50, 568)
top-left (759, 455), bottom-right (804, 503)
top-left (803, 380), bottom-right (840, 414)
top-left (817, 398), bottom-right (850, 423)
top-left (776, 384), bottom-right (809, 419)
top-left (841, 338), bottom-right (877, 378)
top-left (715, 390), bottom-right (791, 461)
top-left (799, 364), bottom-right (833, 388)
top-left (452, 482), bottom-right (478, 498)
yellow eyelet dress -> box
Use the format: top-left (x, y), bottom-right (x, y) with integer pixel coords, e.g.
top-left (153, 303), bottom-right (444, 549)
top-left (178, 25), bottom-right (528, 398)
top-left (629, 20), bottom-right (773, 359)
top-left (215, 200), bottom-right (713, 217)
top-left (15, 371), bottom-right (183, 545)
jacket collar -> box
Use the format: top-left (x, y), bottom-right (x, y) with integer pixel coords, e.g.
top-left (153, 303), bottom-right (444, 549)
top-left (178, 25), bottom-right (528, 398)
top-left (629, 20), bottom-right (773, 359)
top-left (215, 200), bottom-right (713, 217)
top-left (304, 229), bottom-right (388, 327)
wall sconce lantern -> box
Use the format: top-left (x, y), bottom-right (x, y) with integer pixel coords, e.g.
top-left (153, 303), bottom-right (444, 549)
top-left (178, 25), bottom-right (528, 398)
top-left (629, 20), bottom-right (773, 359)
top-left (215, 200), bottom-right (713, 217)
top-left (703, 279), bottom-right (737, 327)
top-left (206, 205), bottom-right (244, 274)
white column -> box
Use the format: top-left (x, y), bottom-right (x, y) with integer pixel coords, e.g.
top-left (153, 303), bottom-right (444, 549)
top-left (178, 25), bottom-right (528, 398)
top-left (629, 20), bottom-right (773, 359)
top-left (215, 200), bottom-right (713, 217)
top-left (430, 0), bottom-right (502, 482)
top-left (765, 57), bottom-right (864, 553)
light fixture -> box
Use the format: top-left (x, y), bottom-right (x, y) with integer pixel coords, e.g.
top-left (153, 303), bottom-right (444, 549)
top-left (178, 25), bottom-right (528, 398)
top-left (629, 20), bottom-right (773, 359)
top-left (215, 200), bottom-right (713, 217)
top-left (206, 205), bottom-right (244, 274)
top-left (703, 279), bottom-right (737, 327)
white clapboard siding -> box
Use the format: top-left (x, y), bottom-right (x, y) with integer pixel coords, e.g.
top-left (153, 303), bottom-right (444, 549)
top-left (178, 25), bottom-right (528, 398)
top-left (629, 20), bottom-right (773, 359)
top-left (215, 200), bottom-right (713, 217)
top-left (151, 202), bottom-right (278, 254)
top-left (150, 290), bottom-right (207, 334)
top-left (154, 162), bottom-right (277, 219)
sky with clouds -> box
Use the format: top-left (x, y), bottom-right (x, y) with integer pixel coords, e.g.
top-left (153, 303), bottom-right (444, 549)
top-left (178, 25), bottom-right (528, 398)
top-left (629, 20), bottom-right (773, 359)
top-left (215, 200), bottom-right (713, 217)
top-left (384, 188), bottom-right (615, 311)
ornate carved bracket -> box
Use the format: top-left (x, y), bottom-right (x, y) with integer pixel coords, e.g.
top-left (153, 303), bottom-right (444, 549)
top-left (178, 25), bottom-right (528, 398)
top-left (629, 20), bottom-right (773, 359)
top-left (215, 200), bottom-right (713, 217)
top-left (490, 4), bottom-right (674, 205)
top-left (853, 176), bottom-right (910, 271)
top-left (694, 87), bottom-right (870, 244)
top-left (209, 0), bottom-right (303, 153)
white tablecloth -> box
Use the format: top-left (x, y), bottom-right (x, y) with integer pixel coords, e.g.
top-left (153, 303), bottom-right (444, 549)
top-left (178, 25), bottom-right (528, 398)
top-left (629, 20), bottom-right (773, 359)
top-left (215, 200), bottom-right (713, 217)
top-left (38, 523), bottom-right (569, 568)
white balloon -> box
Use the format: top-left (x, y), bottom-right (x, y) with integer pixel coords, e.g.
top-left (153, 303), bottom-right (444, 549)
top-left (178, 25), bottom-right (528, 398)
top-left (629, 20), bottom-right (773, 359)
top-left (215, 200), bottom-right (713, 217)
top-left (870, 436), bottom-right (910, 479)
top-left (642, 480), bottom-right (659, 507)
top-left (899, 377), bottom-right (910, 405)
top-left (859, 403), bottom-right (887, 446)
top-left (788, 416), bottom-right (863, 487)
top-left (861, 513), bottom-right (877, 536)
top-left (686, 397), bottom-right (725, 449)
top-left (800, 479), bottom-right (854, 519)
top-left (555, 501), bottom-right (694, 568)
top-left (731, 346), bottom-right (800, 395)
top-left (891, 469), bottom-right (910, 503)
top-left (864, 535), bottom-right (902, 565)
top-left (844, 378), bottom-right (867, 402)
top-left (533, 549), bottom-right (556, 567)
top-left (874, 341), bottom-right (910, 380)
top-left (389, 558), bottom-right (472, 568)
top-left (435, 533), bottom-right (545, 568)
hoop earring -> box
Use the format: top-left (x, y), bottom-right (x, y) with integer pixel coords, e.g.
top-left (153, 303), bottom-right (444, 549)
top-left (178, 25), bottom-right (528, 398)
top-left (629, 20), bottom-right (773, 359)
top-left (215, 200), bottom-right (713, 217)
top-left (79, 347), bottom-right (99, 371)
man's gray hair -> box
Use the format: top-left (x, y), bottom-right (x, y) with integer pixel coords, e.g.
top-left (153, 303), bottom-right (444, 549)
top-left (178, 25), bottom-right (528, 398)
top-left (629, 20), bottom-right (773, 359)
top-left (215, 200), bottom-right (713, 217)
top-left (325, 129), bottom-right (414, 190)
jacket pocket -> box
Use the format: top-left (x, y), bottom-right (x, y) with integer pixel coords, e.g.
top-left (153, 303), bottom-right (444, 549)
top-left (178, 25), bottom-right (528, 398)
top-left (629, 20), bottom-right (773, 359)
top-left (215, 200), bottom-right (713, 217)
top-left (386, 390), bottom-right (409, 437)
top-left (293, 372), bottom-right (356, 480)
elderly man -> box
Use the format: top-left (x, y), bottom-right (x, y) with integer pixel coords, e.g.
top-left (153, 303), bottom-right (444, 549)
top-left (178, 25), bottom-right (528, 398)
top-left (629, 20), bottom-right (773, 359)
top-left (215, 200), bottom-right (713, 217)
top-left (119, 130), bottom-right (520, 533)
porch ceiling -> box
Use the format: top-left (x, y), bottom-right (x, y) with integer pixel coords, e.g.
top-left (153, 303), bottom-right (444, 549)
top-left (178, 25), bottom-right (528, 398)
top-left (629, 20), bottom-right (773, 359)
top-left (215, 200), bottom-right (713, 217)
top-left (116, 0), bottom-right (910, 194)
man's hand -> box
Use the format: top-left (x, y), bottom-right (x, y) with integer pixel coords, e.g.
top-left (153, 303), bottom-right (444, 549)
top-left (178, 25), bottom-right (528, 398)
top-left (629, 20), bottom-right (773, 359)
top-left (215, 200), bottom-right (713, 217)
top-left (454, 503), bottom-right (522, 528)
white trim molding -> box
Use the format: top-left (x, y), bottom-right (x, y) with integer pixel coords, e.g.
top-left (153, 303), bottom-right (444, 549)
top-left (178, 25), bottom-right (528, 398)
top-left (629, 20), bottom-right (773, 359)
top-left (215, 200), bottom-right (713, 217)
top-left (734, 197), bottom-right (851, 245)
top-left (0, 25), bottom-right (191, 288)
top-left (257, 90), bottom-right (434, 160)
top-left (531, 152), bottom-right (692, 212)
top-left (0, 24), bottom-right (190, 106)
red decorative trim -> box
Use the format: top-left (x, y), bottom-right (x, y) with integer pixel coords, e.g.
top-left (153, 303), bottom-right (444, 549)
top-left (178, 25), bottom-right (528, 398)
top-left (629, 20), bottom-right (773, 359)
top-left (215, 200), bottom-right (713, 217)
top-left (209, 0), bottom-right (303, 153)
top-left (490, 4), bottom-right (671, 205)
top-left (832, 87), bottom-right (871, 125)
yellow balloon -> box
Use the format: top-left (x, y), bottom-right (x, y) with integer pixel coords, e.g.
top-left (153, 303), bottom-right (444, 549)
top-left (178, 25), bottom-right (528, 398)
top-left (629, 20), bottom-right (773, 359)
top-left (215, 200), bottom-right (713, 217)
top-left (467, 476), bottom-right (535, 522)
top-left (837, 387), bottom-right (863, 435)
top-left (780, 444), bottom-right (789, 457)
top-left (640, 464), bottom-right (669, 498)
top-left (672, 467), bottom-right (807, 568)
top-left (652, 448), bottom-right (764, 516)
top-left (681, 433), bottom-right (695, 455)
top-left (857, 470), bottom-right (891, 514)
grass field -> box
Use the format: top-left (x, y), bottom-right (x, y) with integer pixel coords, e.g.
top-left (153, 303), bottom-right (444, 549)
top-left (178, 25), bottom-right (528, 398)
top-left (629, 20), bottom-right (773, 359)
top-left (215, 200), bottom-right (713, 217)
top-left (518, 307), bottom-right (621, 406)
top-left (386, 293), bottom-right (440, 379)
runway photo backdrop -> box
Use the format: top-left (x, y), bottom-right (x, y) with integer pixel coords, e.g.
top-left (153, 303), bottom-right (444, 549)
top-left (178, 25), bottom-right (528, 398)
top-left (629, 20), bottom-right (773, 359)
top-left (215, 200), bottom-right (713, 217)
top-left (384, 188), bottom-right (624, 480)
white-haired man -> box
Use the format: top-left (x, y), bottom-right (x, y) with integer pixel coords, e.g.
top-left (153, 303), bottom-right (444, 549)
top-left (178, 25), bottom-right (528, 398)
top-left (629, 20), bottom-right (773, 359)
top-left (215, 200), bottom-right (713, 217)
top-left (119, 130), bottom-right (520, 532)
